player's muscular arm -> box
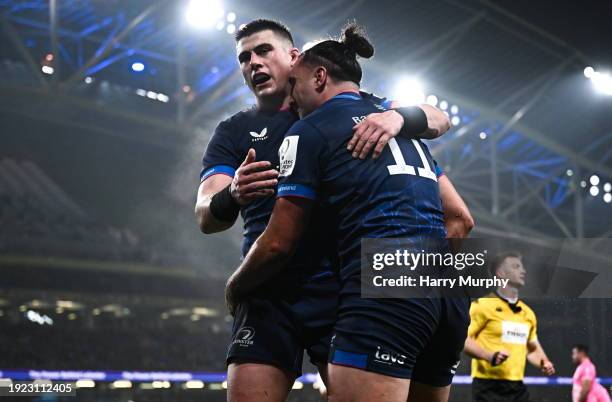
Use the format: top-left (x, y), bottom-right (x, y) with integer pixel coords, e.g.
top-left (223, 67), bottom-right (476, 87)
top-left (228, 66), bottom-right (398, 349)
top-left (439, 175), bottom-right (474, 251)
top-left (195, 174), bottom-right (235, 234)
top-left (463, 336), bottom-right (509, 366)
top-left (348, 103), bottom-right (450, 159)
top-left (418, 103), bottom-right (452, 139)
top-left (225, 197), bottom-right (312, 314)
top-left (195, 149), bottom-right (278, 234)
top-left (527, 340), bottom-right (555, 375)
top-left (578, 379), bottom-right (593, 402)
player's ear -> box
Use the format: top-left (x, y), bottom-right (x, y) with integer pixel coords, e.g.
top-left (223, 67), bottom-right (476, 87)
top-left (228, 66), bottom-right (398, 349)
top-left (314, 66), bottom-right (327, 91)
top-left (289, 47), bottom-right (300, 66)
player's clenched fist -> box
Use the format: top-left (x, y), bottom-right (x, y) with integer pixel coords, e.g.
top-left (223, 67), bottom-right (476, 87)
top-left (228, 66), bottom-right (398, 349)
top-left (540, 360), bottom-right (555, 376)
top-left (231, 148), bottom-right (279, 206)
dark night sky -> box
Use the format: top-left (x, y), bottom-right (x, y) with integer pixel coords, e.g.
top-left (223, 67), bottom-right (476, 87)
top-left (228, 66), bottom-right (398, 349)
top-left (498, 0), bottom-right (612, 67)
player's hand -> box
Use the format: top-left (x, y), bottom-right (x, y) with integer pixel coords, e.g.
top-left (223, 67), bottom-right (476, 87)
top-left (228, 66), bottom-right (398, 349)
top-left (540, 360), bottom-right (555, 375)
top-left (231, 148), bottom-right (278, 206)
top-left (348, 110), bottom-right (404, 159)
top-left (490, 350), bottom-right (510, 366)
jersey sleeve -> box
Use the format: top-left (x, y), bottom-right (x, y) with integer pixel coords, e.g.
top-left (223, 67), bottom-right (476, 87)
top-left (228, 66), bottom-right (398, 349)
top-left (200, 119), bottom-right (242, 182)
top-left (276, 120), bottom-right (328, 200)
top-left (467, 300), bottom-right (488, 338)
top-left (433, 159), bottom-right (445, 178)
top-left (582, 363), bottom-right (596, 381)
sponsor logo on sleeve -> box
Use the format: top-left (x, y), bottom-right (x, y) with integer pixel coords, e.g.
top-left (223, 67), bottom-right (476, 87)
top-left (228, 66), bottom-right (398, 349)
top-left (279, 135), bottom-right (299, 177)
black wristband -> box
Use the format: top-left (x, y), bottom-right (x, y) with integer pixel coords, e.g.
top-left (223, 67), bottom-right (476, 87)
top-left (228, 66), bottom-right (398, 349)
top-left (394, 106), bottom-right (428, 137)
top-left (490, 351), bottom-right (500, 366)
top-left (210, 184), bottom-right (240, 222)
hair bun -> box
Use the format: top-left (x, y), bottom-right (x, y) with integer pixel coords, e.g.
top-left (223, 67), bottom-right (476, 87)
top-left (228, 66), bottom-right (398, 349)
top-left (341, 23), bottom-right (374, 59)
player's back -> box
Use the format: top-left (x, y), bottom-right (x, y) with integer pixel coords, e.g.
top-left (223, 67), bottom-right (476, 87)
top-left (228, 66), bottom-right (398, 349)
top-left (201, 107), bottom-right (335, 289)
top-left (279, 92), bottom-right (446, 286)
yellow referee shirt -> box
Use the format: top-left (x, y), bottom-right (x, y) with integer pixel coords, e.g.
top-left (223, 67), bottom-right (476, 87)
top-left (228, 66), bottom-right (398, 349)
top-left (468, 294), bottom-right (538, 381)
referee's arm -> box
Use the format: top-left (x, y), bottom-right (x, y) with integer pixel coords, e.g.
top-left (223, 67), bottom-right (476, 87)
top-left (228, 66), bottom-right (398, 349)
top-left (464, 302), bottom-right (509, 366)
top-left (526, 340), bottom-right (555, 375)
top-left (464, 337), bottom-right (509, 366)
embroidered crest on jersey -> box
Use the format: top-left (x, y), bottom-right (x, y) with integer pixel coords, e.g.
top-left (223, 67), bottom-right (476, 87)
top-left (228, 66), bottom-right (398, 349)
top-left (279, 136), bottom-right (299, 177)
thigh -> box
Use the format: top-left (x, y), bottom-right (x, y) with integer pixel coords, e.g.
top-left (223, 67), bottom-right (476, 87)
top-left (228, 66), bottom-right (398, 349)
top-left (227, 298), bottom-right (304, 375)
top-left (227, 362), bottom-right (294, 402)
top-left (327, 363), bottom-right (410, 402)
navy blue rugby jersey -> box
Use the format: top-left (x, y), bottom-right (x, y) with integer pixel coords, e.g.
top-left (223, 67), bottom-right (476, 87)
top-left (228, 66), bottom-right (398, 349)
top-left (200, 94), bottom-right (392, 281)
top-left (201, 106), bottom-right (340, 284)
top-left (201, 107), bottom-right (297, 259)
top-left (276, 92), bottom-right (447, 287)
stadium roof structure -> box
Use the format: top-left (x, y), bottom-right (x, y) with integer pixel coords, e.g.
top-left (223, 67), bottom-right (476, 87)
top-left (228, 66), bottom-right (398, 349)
top-left (1, 0), bottom-right (611, 258)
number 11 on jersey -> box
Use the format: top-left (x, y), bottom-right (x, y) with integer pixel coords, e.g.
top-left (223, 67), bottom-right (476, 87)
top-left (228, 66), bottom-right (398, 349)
top-left (387, 138), bottom-right (437, 181)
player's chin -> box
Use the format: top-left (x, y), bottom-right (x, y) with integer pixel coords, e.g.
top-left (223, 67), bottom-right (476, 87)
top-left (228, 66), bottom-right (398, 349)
top-left (254, 82), bottom-right (277, 96)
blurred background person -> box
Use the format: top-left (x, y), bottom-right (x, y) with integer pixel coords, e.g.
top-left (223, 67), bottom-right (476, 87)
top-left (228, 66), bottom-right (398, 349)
top-left (572, 344), bottom-right (611, 402)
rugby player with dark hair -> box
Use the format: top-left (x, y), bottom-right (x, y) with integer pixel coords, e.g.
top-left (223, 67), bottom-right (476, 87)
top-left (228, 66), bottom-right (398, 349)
top-left (224, 23), bottom-right (472, 402)
top-left (572, 344), bottom-right (611, 402)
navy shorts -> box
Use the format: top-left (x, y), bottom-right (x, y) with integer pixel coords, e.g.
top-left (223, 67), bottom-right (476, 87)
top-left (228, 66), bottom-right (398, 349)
top-left (227, 273), bottom-right (339, 375)
top-left (329, 294), bottom-right (470, 385)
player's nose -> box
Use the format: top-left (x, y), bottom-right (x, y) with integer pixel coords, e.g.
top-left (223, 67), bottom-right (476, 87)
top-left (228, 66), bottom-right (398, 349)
top-left (250, 54), bottom-right (264, 68)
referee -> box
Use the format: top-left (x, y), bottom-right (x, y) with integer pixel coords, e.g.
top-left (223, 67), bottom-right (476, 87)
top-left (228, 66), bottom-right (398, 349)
top-left (463, 251), bottom-right (555, 402)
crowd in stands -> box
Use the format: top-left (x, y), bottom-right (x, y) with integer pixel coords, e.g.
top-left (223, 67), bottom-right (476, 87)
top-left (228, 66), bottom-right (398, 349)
top-left (0, 320), bottom-right (228, 372)
top-left (0, 158), bottom-right (166, 264)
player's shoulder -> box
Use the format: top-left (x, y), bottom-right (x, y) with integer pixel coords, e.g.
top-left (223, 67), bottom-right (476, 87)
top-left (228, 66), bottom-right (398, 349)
top-left (471, 295), bottom-right (497, 311)
top-left (216, 106), bottom-right (257, 129)
top-left (305, 96), bottom-right (380, 133)
top-left (518, 300), bottom-right (537, 319)
top-left (473, 294), bottom-right (499, 306)
top-left (360, 91), bottom-right (392, 110)
top-left (289, 112), bottom-right (326, 136)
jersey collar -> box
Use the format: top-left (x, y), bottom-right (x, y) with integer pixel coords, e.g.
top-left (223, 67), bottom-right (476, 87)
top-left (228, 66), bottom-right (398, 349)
top-left (495, 291), bottom-right (523, 313)
top-left (331, 91), bottom-right (362, 101)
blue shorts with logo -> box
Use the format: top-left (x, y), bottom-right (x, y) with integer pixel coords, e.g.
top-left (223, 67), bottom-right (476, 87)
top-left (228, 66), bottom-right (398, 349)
top-left (329, 293), bottom-right (470, 385)
top-left (227, 273), bottom-right (338, 375)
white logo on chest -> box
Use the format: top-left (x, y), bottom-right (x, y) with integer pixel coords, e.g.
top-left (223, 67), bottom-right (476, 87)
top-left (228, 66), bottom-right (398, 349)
top-left (501, 321), bottom-right (529, 345)
top-left (250, 127), bottom-right (268, 141)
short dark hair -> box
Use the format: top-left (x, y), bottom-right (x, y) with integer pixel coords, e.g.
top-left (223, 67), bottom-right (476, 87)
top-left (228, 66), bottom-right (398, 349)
top-left (301, 22), bottom-right (374, 85)
top-left (235, 19), bottom-right (293, 45)
top-left (573, 344), bottom-right (589, 354)
top-left (489, 251), bottom-right (522, 276)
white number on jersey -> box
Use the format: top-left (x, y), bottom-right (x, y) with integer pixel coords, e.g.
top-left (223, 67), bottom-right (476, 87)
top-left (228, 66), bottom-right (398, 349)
top-left (386, 138), bottom-right (437, 181)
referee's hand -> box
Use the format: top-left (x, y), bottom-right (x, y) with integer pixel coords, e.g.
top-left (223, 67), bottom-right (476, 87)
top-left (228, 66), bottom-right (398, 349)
top-left (540, 360), bottom-right (555, 376)
top-left (231, 149), bottom-right (278, 206)
top-left (490, 350), bottom-right (510, 366)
